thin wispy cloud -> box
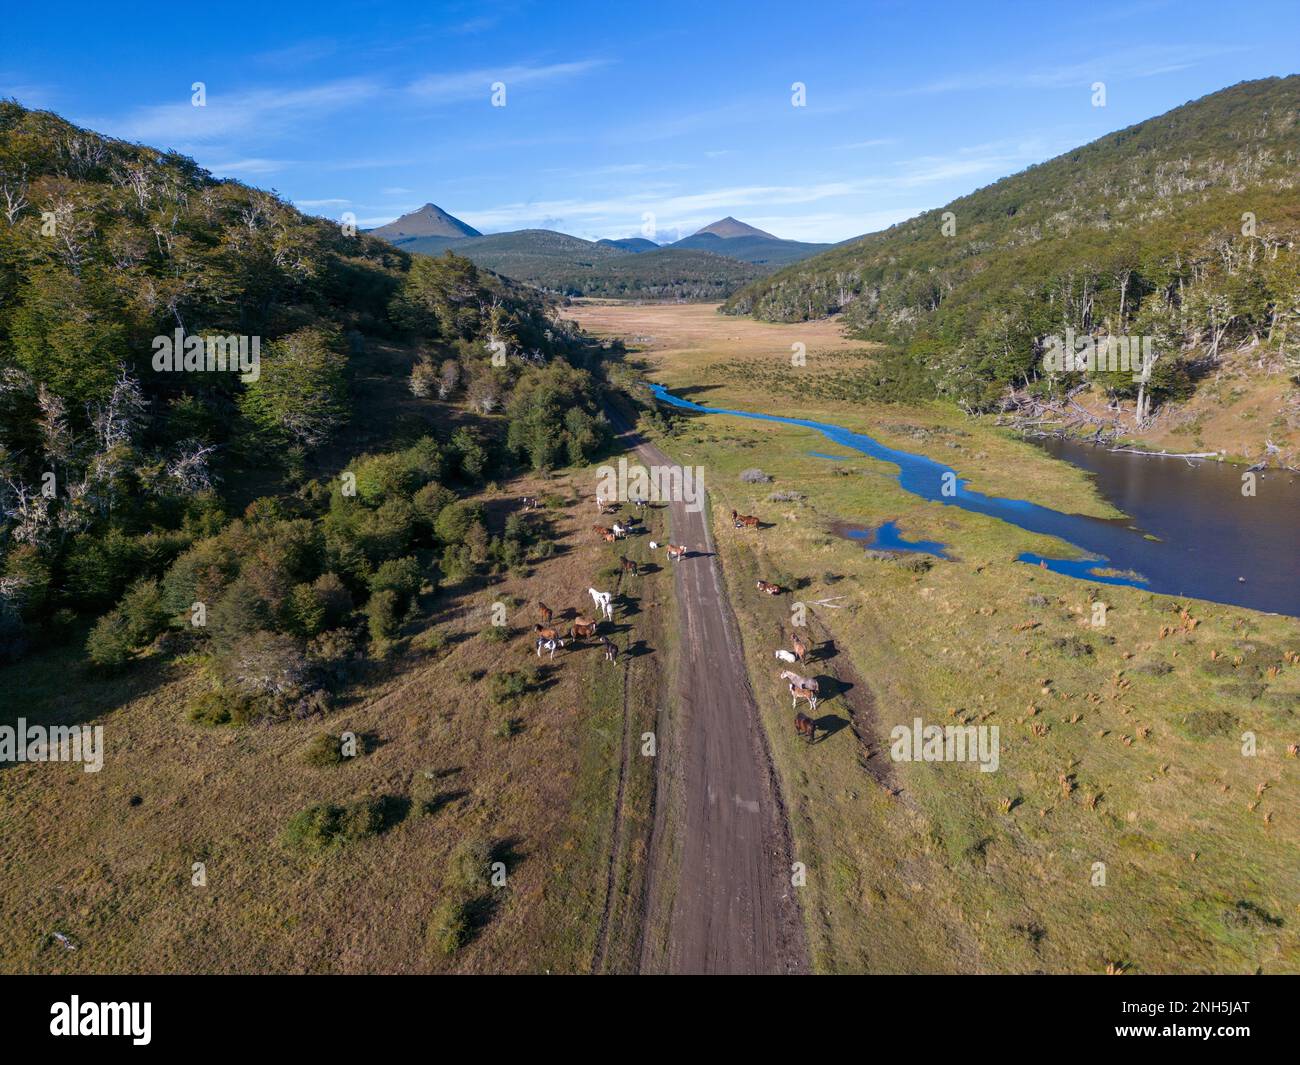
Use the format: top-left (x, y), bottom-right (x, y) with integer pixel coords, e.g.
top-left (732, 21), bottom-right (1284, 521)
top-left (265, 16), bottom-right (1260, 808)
top-left (408, 59), bottom-right (611, 102)
top-left (101, 78), bottom-right (381, 145)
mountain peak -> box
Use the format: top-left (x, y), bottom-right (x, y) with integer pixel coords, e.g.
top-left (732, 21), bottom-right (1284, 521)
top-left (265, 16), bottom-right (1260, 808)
top-left (369, 203), bottom-right (481, 241)
top-left (692, 216), bottom-right (778, 240)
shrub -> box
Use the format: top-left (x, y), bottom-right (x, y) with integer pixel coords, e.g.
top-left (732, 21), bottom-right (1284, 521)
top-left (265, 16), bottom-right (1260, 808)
top-left (481, 624), bottom-right (511, 644)
top-left (281, 797), bottom-right (383, 851)
top-left (447, 836), bottom-right (494, 894)
top-left (303, 732), bottom-right (349, 767)
top-left (426, 898), bottom-right (470, 956)
top-left (85, 611), bottom-right (133, 670)
top-left (489, 670), bottom-right (531, 704)
top-left (739, 468), bottom-right (770, 483)
top-left (188, 689), bottom-right (258, 726)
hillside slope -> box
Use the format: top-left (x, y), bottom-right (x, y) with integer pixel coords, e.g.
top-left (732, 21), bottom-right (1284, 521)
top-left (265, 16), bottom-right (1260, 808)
top-left (723, 77), bottom-right (1300, 431)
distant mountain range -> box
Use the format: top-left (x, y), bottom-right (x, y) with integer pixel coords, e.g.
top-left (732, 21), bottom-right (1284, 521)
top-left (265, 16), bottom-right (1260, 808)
top-left (365, 208), bottom-right (834, 298)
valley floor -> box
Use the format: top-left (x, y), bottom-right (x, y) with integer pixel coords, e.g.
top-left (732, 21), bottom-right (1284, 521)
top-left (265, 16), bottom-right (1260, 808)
top-left (575, 300), bottom-right (1300, 974)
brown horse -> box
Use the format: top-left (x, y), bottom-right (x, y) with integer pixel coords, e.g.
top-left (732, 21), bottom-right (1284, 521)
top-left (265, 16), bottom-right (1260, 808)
top-left (756, 580), bottom-right (781, 595)
top-left (593, 524), bottom-right (614, 539)
top-left (732, 509), bottom-right (760, 529)
top-left (538, 601), bottom-right (553, 625)
top-left (534, 624), bottom-right (561, 642)
top-left (570, 617), bottom-right (598, 640)
top-left (666, 543), bottom-right (687, 562)
top-left (795, 712), bottom-right (816, 744)
top-left (619, 556), bottom-right (639, 576)
top-left (791, 632), bottom-right (808, 663)
top-left (790, 683), bottom-right (819, 713)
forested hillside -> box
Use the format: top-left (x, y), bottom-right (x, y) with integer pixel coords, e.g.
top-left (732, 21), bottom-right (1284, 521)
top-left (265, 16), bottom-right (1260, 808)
top-left (0, 101), bottom-right (612, 701)
top-left (724, 76), bottom-right (1300, 415)
top-left (385, 227), bottom-right (769, 300)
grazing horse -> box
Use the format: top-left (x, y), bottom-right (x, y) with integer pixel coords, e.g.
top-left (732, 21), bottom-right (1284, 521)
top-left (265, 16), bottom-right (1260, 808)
top-left (791, 633), bottom-right (808, 663)
top-left (534, 624), bottom-right (561, 643)
top-left (779, 669), bottom-right (819, 693)
top-left (790, 683), bottom-right (819, 714)
top-left (595, 495), bottom-right (607, 514)
top-left (593, 524), bottom-right (614, 539)
top-left (521, 496), bottom-right (539, 511)
top-left (631, 496), bottom-right (647, 511)
top-left (666, 544), bottom-right (687, 562)
top-left (535, 636), bottom-right (565, 660)
top-left (602, 531), bottom-right (618, 543)
top-left (600, 635), bottom-right (619, 662)
top-left (588, 588), bottom-right (614, 620)
top-left (732, 509), bottom-right (760, 529)
top-left (619, 556), bottom-right (639, 577)
top-left (538, 601), bottom-right (553, 625)
top-left (612, 522), bottom-right (628, 538)
top-left (756, 580), bottom-right (781, 595)
top-left (794, 712), bottom-right (816, 744)
top-left (570, 617), bottom-right (598, 640)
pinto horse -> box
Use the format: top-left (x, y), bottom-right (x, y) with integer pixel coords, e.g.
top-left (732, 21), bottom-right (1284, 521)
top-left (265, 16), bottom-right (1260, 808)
top-left (600, 635), bottom-right (619, 662)
top-left (794, 712), bottom-right (816, 744)
top-left (535, 636), bottom-right (565, 660)
top-left (666, 544), bottom-right (687, 562)
top-left (756, 580), bottom-right (781, 595)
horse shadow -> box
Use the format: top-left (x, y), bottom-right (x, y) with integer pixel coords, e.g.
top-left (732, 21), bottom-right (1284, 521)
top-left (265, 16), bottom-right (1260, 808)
top-left (635, 562), bottom-right (662, 576)
top-left (812, 714), bottom-right (850, 743)
top-left (813, 674), bottom-right (852, 699)
top-left (812, 639), bottom-right (840, 664)
top-left (624, 640), bottom-right (653, 659)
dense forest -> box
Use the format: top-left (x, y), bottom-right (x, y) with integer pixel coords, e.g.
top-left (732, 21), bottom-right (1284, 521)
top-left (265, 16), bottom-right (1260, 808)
top-left (391, 228), bottom-right (770, 301)
top-left (724, 77), bottom-right (1300, 413)
top-left (0, 101), bottom-right (613, 716)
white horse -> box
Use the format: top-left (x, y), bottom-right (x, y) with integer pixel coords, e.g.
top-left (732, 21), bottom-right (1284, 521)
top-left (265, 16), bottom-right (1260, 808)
top-left (612, 522), bottom-right (628, 538)
top-left (648, 541), bottom-right (659, 550)
top-left (779, 669), bottom-right (819, 692)
top-left (588, 587), bottom-right (614, 620)
top-left (774, 649), bottom-right (797, 663)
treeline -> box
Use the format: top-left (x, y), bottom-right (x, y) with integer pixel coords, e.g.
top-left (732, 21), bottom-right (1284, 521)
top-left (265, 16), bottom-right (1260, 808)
top-left (0, 101), bottom-right (611, 669)
top-left (724, 76), bottom-right (1300, 411)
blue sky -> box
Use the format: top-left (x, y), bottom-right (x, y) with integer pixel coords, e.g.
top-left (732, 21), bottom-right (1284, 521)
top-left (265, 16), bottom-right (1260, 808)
top-left (3, 0), bottom-right (1297, 243)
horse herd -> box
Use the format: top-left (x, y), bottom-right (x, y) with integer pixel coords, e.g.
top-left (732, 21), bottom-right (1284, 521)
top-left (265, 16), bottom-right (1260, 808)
top-left (528, 491), bottom-right (825, 745)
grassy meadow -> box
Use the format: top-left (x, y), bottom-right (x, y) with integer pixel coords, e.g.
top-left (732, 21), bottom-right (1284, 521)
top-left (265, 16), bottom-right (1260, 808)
top-left (575, 300), bottom-right (1300, 974)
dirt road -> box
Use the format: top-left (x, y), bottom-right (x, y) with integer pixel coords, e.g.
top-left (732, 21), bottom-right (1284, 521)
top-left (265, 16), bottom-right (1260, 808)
top-left (615, 419), bottom-right (809, 974)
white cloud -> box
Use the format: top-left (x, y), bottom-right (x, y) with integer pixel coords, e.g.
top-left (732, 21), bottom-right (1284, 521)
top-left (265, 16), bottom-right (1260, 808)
top-left (408, 59), bottom-right (610, 102)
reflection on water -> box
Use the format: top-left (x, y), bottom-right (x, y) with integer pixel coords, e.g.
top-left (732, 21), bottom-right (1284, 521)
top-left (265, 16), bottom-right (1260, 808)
top-left (651, 384), bottom-right (1300, 615)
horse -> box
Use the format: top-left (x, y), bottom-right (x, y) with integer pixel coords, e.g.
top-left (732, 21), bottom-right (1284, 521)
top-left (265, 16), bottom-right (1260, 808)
top-left (774, 649), bottom-right (798, 663)
top-left (732, 509), bottom-right (760, 529)
top-left (600, 635), bottom-right (619, 662)
top-left (791, 633), bottom-right (808, 663)
top-left (535, 636), bottom-right (566, 659)
top-left (595, 495), bottom-right (607, 514)
top-left (569, 617), bottom-right (598, 640)
top-left (779, 669), bottom-right (819, 693)
top-left (790, 683), bottom-right (819, 714)
top-left (619, 556), bottom-right (639, 577)
top-left (588, 588), bottom-right (614, 620)
top-left (631, 496), bottom-right (647, 511)
top-left (756, 580), bottom-right (781, 595)
top-left (603, 531), bottom-right (618, 543)
top-left (795, 712), bottom-right (816, 744)
top-left (521, 496), bottom-right (539, 511)
top-left (593, 524), bottom-right (614, 539)
top-left (648, 541), bottom-right (659, 551)
top-left (612, 522), bottom-right (628, 538)
top-left (666, 544), bottom-right (687, 562)
top-left (537, 601), bottom-right (553, 625)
